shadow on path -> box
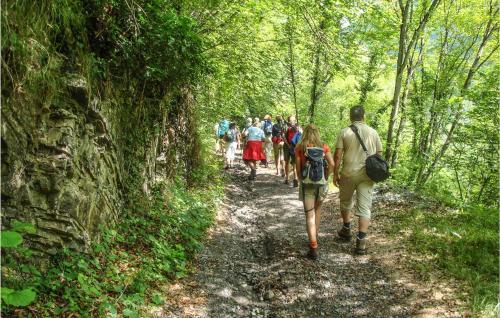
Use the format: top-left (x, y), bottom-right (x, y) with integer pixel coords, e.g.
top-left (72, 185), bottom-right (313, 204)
top-left (151, 157), bottom-right (461, 318)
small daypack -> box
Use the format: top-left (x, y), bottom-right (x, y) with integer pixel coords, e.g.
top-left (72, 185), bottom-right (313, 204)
top-left (224, 129), bottom-right (236, 142)
top-left (263, 120), bottom-right (273, 136)
top-left (350, 124), bottom-right (390, 182)
top-left (301, 146), bottom-right (327, 185)
top-left (218, 119), bottom-right (229, 137)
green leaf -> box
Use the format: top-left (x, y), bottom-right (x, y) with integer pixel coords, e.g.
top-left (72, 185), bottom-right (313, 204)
top-left (151, 293), bottom-right (165, 305)
top-left (1, 231), bottom-right (23, 248)
top-left (123, 308), bottom-right (140, 318)
top-left (1, 287), bottom-right (14, 296)
top-left (1, 288), bottom-right (37, 306)
top-left (11, 221), bottom-right (36, 234)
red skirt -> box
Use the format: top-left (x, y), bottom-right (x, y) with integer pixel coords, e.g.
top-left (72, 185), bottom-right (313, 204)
top-left (243, 140), bottom-right (266, 161)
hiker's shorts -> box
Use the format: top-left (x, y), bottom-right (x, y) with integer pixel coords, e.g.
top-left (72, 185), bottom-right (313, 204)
top-left (283, 144), bottom-right (296, 164)
top-left (339, 171), bottom-right (375, 219)
top-left (299, 183), bottom-right (328, 202)
top-left (273, 142), bottom-right (284, 161)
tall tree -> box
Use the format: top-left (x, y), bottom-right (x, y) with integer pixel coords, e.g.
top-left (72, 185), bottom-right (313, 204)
top-left (385, 0), bottom-right (442, 163)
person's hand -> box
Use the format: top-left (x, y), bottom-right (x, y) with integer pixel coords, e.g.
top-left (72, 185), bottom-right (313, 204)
top-left (333, 174), bottom-right (340, 188)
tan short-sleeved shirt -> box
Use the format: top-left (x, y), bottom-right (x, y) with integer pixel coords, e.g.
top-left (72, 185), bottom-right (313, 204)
top-left (335, 121), bottom-right (383, 177)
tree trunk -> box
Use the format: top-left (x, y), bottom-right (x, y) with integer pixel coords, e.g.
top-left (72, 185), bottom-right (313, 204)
top-left (309, 44), bottom-right (321, 123)
top-left (386, 0), bottom-right (442, 163)
top-left (358, 53), bottom-right (378, 108)
top-left (391, 39), bottom-right (423, 167)
top-left (287, 19), bottom-right (299, 124)
top-left (417, 11), bottom-right (498, 187)
top-left (386, 0), bottom-right (410, 162)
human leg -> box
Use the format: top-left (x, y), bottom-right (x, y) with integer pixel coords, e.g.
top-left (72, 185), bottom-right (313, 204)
top-left (273, 143), bottom-right (280, 174)
top-left (304, 197), bottom-right (317, 242)
top-left (246, 160), bottom-right (256, 180)
top-left (264, 137), bottom-right (272, 166)
top-left (278, 144), bottom-right (285, 176)
top-left (291, 155), bottom-right (298, 187)
top-left (219, 138), bottom-right (225, 155)
top-left (354, 177), bottom-right (374, 229)
top-left (226, 142), bottom-right (236, 168)
top-left (303, 196), bottom-right (318, 260)
top-left (338, 175), bottom-right (356, 240)
top-left (283, 145), bottom-right (290, 183)
top-left (314, 201), bottom-right (322, 237)
top-left (353, 176), bottom-right (374, 254)
top-left (358, 217), bottom-right (370, 233)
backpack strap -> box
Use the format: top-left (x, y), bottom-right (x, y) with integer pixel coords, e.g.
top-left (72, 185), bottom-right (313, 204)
top-left (349, 125), bottom-right (369, 156)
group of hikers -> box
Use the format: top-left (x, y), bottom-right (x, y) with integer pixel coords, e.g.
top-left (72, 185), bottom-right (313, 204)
top-left (214, 106), bottom-right (384, 259)
top-left (214, 114), bottom-right (302, 183)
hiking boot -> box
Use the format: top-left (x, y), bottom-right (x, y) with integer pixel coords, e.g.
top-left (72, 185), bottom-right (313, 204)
top-left (284, 179), bottom-right (289, 185)
top-left (355, 237), bottom-right (367, 255)
top-left (307, 247), bottom-right (318, 260)
top-left (337, 226), bottom-right (353, 241)
top-left (293, 179), bottom-right (299, 187)
top-left (280, 169), bottom-right (285, 177)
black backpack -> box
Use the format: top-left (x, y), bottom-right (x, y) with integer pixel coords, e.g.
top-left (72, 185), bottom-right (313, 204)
top-left (350, 125), bottom-right (390, 182)
top-left (271, 123), bottom-right (282, 138)
top-left (301, 146), bottom-right (327, 185)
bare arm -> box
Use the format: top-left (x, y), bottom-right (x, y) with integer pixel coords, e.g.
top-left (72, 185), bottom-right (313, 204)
top-left (333, 148), bottom-right (343, 187)
top-left (296, 156), bottom-right (302, 183)
top-left (325, 151), bottom-right (335, 178)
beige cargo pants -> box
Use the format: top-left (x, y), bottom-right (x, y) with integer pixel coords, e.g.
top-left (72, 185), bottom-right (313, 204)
top-left (339, 171), bottom-right (375, 219)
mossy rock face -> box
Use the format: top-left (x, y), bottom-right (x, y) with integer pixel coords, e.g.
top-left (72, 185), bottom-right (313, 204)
top-left (1, 75), bottom-right (199, 255)
top-left (1, 1), bottom-right (203, 255)
top-left (1, 75), bottom-right (122, 253)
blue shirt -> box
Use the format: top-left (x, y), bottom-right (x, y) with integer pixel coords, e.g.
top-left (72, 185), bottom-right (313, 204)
top-left (246, 126), bottom-right (264, 141)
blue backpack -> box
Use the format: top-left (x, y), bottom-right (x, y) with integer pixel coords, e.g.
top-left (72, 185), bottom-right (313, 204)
top-left (263, 120), bottom-right (273, 136)
top-left (289, 132), bottom-right (302, 155)
top-left (218, 119), bottom-right (229, 137)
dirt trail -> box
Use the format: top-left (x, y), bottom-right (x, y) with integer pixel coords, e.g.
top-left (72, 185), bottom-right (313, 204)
top-left (149, 156), bottom-right (464, 318)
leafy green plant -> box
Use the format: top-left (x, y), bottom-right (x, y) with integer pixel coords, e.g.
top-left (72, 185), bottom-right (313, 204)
top-left (1, 221), bottom-right (38, 308)
top-left (1, 176), bottom-right (222, 316)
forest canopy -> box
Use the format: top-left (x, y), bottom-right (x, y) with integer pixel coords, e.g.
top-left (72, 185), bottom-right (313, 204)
top-left (194, 0), bottom-right (499, 207)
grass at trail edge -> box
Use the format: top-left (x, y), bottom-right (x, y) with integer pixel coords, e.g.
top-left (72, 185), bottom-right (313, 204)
top-left (384, 203), bottom-right (499, 317)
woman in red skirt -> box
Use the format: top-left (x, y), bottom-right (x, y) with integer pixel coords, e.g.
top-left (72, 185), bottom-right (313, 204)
top-left (242, 118), bottom-right (266, 180)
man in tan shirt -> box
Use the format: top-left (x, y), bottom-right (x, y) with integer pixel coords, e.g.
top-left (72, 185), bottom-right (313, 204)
top-left (333, 106), bottom-right (383, 254)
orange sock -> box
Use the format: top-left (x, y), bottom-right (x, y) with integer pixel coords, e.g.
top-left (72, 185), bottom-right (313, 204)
top-left (310, 241), bottom-right (318, 249)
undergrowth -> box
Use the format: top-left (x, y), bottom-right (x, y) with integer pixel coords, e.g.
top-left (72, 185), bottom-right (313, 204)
top-left (1, 176), bottom-right (223, 317)
top-left (385, 201), bottom-right (499, 318)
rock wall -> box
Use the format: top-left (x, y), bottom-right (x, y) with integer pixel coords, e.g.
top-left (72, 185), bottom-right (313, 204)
top-left (1, 76), bottom-right (123, 254)
top-left (1, 1), bottom-right (204, 254)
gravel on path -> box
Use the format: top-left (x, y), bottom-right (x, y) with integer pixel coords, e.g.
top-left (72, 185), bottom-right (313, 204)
top-left (149, 157), bottom-right (464, 318)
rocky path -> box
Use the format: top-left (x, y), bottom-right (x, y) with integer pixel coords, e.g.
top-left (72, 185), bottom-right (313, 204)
top-left (148, 157), bottom-right (464, 318)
